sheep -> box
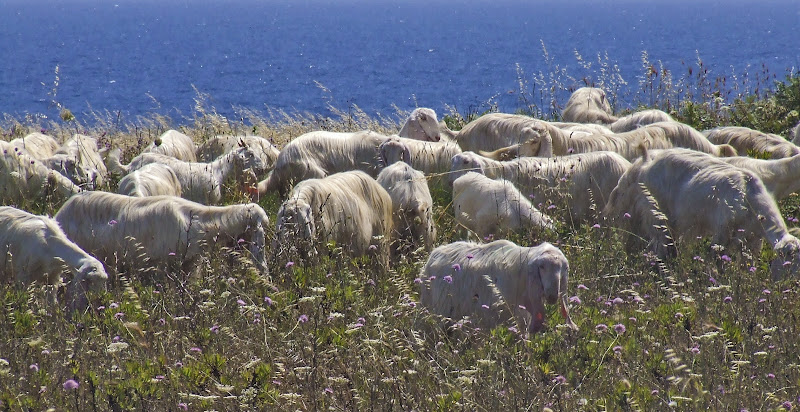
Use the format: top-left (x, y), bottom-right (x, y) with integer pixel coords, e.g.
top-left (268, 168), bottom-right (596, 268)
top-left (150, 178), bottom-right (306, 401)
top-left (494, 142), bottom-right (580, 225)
top-left (550, 122), bottom-right (614, 136)
top-left (376, 161), bottom-right (436, 256)
top-left (196, 135), bottom-right (280, 175)
top-left (256, 130), bottom-right (389, 197)
top-left (610, 109), bottom-right (674, 133)
top-left (116, 163), bottom-right (183, 198)
top-left (54, 192), bottom-right (269, 275)
top-left (452, 172), bottom-right (554, 239)
top-left (477, 133), bottom-right (553, 161)
top-left (547, 121), bottom-right (738, 160)
top-left (446, 113), bottom-right (557, 154)
top-left (450, 151), bottom-right (631, 225)
top-left (378, 136), bottom-right (462, 186)
top-left (719, 154), bottom-right (800, 200)
top-left (0, 140), bottom-right (82, 206)
top-left (561, 87), bottom-right (618, 124)
top-left (419, 240), bottom-right (578, 335)
top-left (275, 170), bottom-right (393, 265)
top-left (108, 145), bottom-right (265, 204)
top-left (398, 107), bottom-right (442, 142)
top-left (603, 147), bottom-right (800, 281)
top-left (143, 129), bottom-right (197, 161)
top-left (0, 206), bottom-right (107, 310)
top-left (9, 132), bottom-right (61, 160)
top-left (703, 126), bottom-right (800, 159)
top-left (42, 134), bottom-right (109, 189)
top-left (790, 120), bottom-right (800, 145)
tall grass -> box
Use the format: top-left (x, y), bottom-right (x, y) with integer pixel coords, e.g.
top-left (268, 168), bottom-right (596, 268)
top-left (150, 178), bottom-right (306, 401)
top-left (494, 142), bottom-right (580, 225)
top-left (1, 51), bottom-right (800, 411)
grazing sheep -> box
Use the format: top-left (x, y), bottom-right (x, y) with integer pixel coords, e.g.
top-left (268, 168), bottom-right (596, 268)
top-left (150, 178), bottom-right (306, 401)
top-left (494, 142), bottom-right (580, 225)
top-left (256, 130), bottom-right (389, 197)
top-left (548, 121), bottom-right (737, 160)
top-left (720, 154), bottom-right (800, 200)
top-left (452, 172), bottom-right (554, 238)
top-left (143, 129), bottom-right (197, 161)
top-left (561, 87), bottom-right (618, 124)
top-left (108, 145), bottom-right (264, 204)
top-left (116, 163), bottom-right (183, 198)
top-left (0, 206), bottom-right (107, 310)
top-left (9, 132), bottom-right (61, 160)
top-left (196, 135), bottom-right (280, 175)
top-left (790, 121), bottom-right (800, 145)
top-left (447, 113), bottom-right (557, 154)
top-left (478, 133), bottom-right (553, 161)
top-left (398, 108), bottom-right (442, 142)
top-left (610, 109), bottom-right (674, 133)
top-left (376, 161), bottom-right (436, 255)
top-left (275, 171), bottom-right (393, 265)
top-left (0, 140), bottom-right (82, 206)
top-left (42, 134), bottom-right (109, 189)
top-left (419, 240), bottom-right (578, 334)
top-left (603, 147), bottom-right (800, 281)
top-left (450, 151), bottom-right (631, 225)
top-left (379, 136), bottom-right (462, 186)
top-left (704, 126), bottom-right (800, 159)
top-left (55, 192), bottom-right (269, 275)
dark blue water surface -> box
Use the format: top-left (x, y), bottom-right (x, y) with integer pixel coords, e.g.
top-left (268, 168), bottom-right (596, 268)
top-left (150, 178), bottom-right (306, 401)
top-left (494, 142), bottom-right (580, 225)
top-left (1, 0), bottom-right (798, 121)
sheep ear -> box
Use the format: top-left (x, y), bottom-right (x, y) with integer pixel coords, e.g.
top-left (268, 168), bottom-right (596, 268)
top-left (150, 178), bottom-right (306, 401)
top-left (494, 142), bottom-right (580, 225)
top-left (528, 263), bottom-right (546, 334)
top-left (402, 145), bottom-right (412, 165)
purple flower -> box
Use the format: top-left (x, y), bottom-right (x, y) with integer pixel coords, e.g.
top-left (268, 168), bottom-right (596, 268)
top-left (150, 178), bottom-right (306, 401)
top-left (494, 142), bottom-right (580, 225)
top-left (595, 324), bottom-right (608, 333)
top-left (481, 304), bottom-right (490, 310)
top-left (62, 379), bottom-right (79, 390)
top-left (592, 223), bottom-right (601, 229)
top-left (366, 279), bottom-right (375, 286)
top-left (158, 318), bottom-right (166, 325)
top-left (767, 373), bottom-right (776, 379)
top-left (612, 297), bottom-right (624, 305)
top-left (155, 375), bottom-right (165, 381)
top-left (443, 275), bottom-right (453, 284)
top-left (568, 148), bottom-right (575, 154)
top-left (782, 401), bottom-right (792, 410)
top-left (210, 324), bottom-right (220, 334)
top-left (613, 324), bottom-right (626, 334)
top-left (552, 375), bottom-right (566, 384)
top-left (112, 335), bottom-right (121, 343)
top-left (264, 296), bottom-right (273, 306)
top-left (324, 387), bottom-right (334, 395)
top-left (690, 346), bottom-right (700, 355)
top-left (114, 312), bottom-right (125, 320)
top-left (413, 278), bottom-right (422, 284)
top-left (452, 263), bottom-right (461, 271)
top-left (547, 204), bottom-right (557, 210)
top-left (285, 261), bottom-right (295, 268)
top-left (724, 296), bottom-right (733, 303)
top-left (109, 302), bottom-right (119, 309)
top-left (763, 289), bottom-right (771, 295)
top-left (651, 389), bottom-right (659, 395)
top-left (709, 276), bottom-right (717, 285)
top-left (613, 345), bottom-right (623, 354)
top-left (508, 326), bottom-right (519, 334)
top-left (693, 255), bottom-right (703, 262)
top-left (189, 347), bottom-right (202, 354)
top-left (408, 301), bottom-right (417, 308)
top-left (108, 219), bottom-right (117, 226)
top-left (623, 212), bottom-right (631, 219)
top-left (368, 244), bottom-right (378, 251)
top-left (466, 253), bottom-right (474, 260)
top-left (749, 266), bottom-right (757, 273)
top-left (29, 363), bottom-right (39, 372)
top-left (577, 284), bottom-right (589, 290)
top-left (237, 238), bottom-right (245, 244)
top-left (784, 261), bottom-right (793, 267)
top-left (168, 252), bottom-right (176, 256)
top-left (298, 314), bottom-right (309, 323)
top-left (178, 403), bottom-right (188, 411)
top-left (720, 254), bottom-right (732, 262)
top-left (569, 296), bottom-right (581, 304)
top-left (674, 312), bottom-right (684, 319)
top-left (759, 298), bottom-right (767, 303)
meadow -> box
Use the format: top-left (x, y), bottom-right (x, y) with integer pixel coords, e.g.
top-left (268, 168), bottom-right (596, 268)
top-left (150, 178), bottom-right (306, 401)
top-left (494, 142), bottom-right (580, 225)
top-left (1, 54), bottom-right (800, 411)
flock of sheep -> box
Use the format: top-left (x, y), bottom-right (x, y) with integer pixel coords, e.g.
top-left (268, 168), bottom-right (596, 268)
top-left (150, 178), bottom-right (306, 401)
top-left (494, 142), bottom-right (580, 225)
top-left (3, 86), bottom-right (800, 334)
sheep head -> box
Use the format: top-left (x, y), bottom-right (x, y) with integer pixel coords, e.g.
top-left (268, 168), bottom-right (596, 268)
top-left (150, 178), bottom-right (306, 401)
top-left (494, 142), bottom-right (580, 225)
top-left (233, 146), bottom-right (267, 175)
top-left (399, 108), bottom-right (440, 142)
top-left (66, 258), bottom-right (108, 312)
top-left (379, 138), bottom-right (412, 167)
top-left (770, 235), bottom-right (800, 281)
top-left (448, 152), bottom-right (487, 186)
top-left (526, 245), bottom-right (577, 333)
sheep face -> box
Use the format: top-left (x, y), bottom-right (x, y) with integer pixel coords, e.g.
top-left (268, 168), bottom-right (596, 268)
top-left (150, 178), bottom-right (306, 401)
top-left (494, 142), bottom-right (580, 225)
top-left (276, 199), bottom-right (316, 256)
top-left (379, 139), bottom-right (412, 167)
top-left (232, 146), bottom-right (267, 175)
top-left (448, 152), bottom-right (486, 186)
top-left (526, 248), bottom-right (576, 333)
top-left (66, 258), bottom-right (108, 311)
top-left (46, 155), bottom-right (99, 189)
top-left (401, 108), bottom-right (440, 142)
top-left (770, 235), bottom-right (800, 281)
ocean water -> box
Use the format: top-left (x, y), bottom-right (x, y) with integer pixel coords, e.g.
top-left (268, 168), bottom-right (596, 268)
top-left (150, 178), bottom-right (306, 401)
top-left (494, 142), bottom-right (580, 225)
top-left (1, 0), bottom-right (798, 122)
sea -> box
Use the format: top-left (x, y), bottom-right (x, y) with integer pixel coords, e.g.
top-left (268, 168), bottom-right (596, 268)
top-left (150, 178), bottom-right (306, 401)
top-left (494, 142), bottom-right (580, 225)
top-left (1, 0), bottom-right (798, 123)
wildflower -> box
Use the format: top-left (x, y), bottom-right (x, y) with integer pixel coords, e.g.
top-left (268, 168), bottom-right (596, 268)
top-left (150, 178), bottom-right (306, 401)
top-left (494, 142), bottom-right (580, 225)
top-left (408, 301), bottom-right (417, 308)
top-left (508, 326), bottom-right (519, 334)
top-left (62, 379), bottom-right (79, 390)
top-left (613, 324), bottom-right (626, 334)
top-left (547, 204), bottom-right (557, 210)
top-left (298, 314), bottom-right (309, 323)
top-left (577, 284), bottom-right (589, 290)
top-left (633, 296), bottom-right (644, 304)
top-left (568, 148), bottom-right (575, 154)
top-left (366, 279), bottom-right (375, 286)
top-left (168, 252), bottom-right (176, 256)
top-left (724, 296), bottom-right (733, 303)
top-left (767, 373), bottom-right (776, 379)
top-left (109, 302), bottom-right (119, 309)
top-left (29, 363), bottom-right (38, 372)
top-left (612, 297), bottom-right (624, 305)
top-left (41, 349), bottom-right (50, 355)
top-left (651, 389), bottom-right (659, 395)
top-left (782, 401), bottom-right (792, 410)
top-left (629, 317), bottom-right (637, 322)
top-left (97, 305), bottom-right (105, 311)
top-left (709, 276), bottom-right (717, 285)
top-left (690, 346), bottom-right (700, 355)
top-left (285, 261), bottom-right (295, 268)
top-left (368, 244), bottom-right (377, 251)
top-left (613, 345), bottom-right (623, 354)
top-left (592, 223), bottom-right (600, 229)
top-left (443, 275), bottom-right (453, 283)
top-left (466, 253), bottom-right (474, 259)
top-left (264, 296), bottom-right (273, 306)
top-left (428, 276), bottom-right (436, 281)
top-left (518, 305), bottom-right (526, 310)
top-left (324, 387), bottom-right (334, 395)
top-left (674, 312), bottom-right (683, 319)
top-left (481, 304), bottom-right (490, 310)
top-left (784, 261), bottom-right (792, 266)
top-left (210, 324), bottom-right (220, 334)
top-left (749, 266), bottom-right (757, 272)
top-left (552, 375), bottom-right (566, 384)
top-left (452, 263), bottom-right (461, 271)
top-left (174, 361), bottom-right (183, 368)
top-left (413, 277), bottom-right (422, 284)
top-left (112, 335), bottom-right (121, 343)
top-left (623, 212), bottom-right (631, 219)
top-left (720, 254), bottom-right (732, 262)
top-left (108, 219), bottom-right (117, 226)
top-left (189, 347), bottom-right (202, 354)
top-left (763, 289), bottom-right (771, 295)
top-left (155, 375), bottom-right (165, 381)
top-left (114, 312), bottom-right (125, 320)
top-left (759, 298), bottom-right (767, 303)
top-left (595, 324), bottom-right (608, 333)
top-left (158, 318), bottom-right (166, 325)
top-left (632, 282), bottom-right (639, 287)
top-left (569, 296), bottom-right (581, 304)
top-left (178, 403), bottom-right (188, 411)
top-left (693, 255), bottom-right (703, 262)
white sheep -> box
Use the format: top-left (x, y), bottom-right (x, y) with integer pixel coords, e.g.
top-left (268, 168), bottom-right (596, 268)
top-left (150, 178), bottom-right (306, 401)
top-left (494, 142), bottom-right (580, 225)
top-left (108, 145), bottom-right (264, 204)
top-left (561, 87), bottom-right (618, 124)
top-left (9, 132), bottom-right (61, 160)
top-left (376, 161), bottom-right (436, 255)
top-left (419, 240), bottom-right (578, 335)
top-left (398, 108), bottom-right (442, 142)
top-left (275, 170), bottom-right (393, 265)
top-left (0, 206), bottom-right (107, 310)
top-left (116, 163), bottom-right (183, 198)
top-left (0, 140), bottom-right (82, 206)
top-left (444, 113), bottom-right (557, 154)
top-left (196, 135), bottom-right (280, 174)
top-left (378, 136), bottom-right (462, 186)
top-left (42, 134), bottom-right (109, 189)
top-left (603, 147), bottom-right (800, 280)
top-left (790, 121), bottom-right (800, 145)
top-left (704, 126), bottom-right (800, 159)
top-left (256, 130), bottom-right (389, 197)
top-left (719, 154), bottom-right (800, 200)
top-left (143, 129), bottom-right (197, 161)
top-left (610, 109), bottom-right (674, 133)
top-left (54, 192), bottom-right (269, 275)
top-left (452, 172), bottom-right (554, 238)
top-left (450, 151), bottom-right (631, 225)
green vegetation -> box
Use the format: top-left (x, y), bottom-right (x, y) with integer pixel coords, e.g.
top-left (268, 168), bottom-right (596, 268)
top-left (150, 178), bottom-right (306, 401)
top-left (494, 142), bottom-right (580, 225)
top-left (1, 56), bottom-right (799, 411)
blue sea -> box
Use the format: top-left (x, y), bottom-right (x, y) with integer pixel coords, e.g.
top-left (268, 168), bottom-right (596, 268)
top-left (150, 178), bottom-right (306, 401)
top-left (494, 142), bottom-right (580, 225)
top-left (1, 0), bottom-right (798, 122)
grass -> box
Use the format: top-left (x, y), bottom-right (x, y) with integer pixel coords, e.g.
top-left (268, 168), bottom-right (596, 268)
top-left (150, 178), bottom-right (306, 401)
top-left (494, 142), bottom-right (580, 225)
top-left (1, 53), bottom-right (800, 411)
